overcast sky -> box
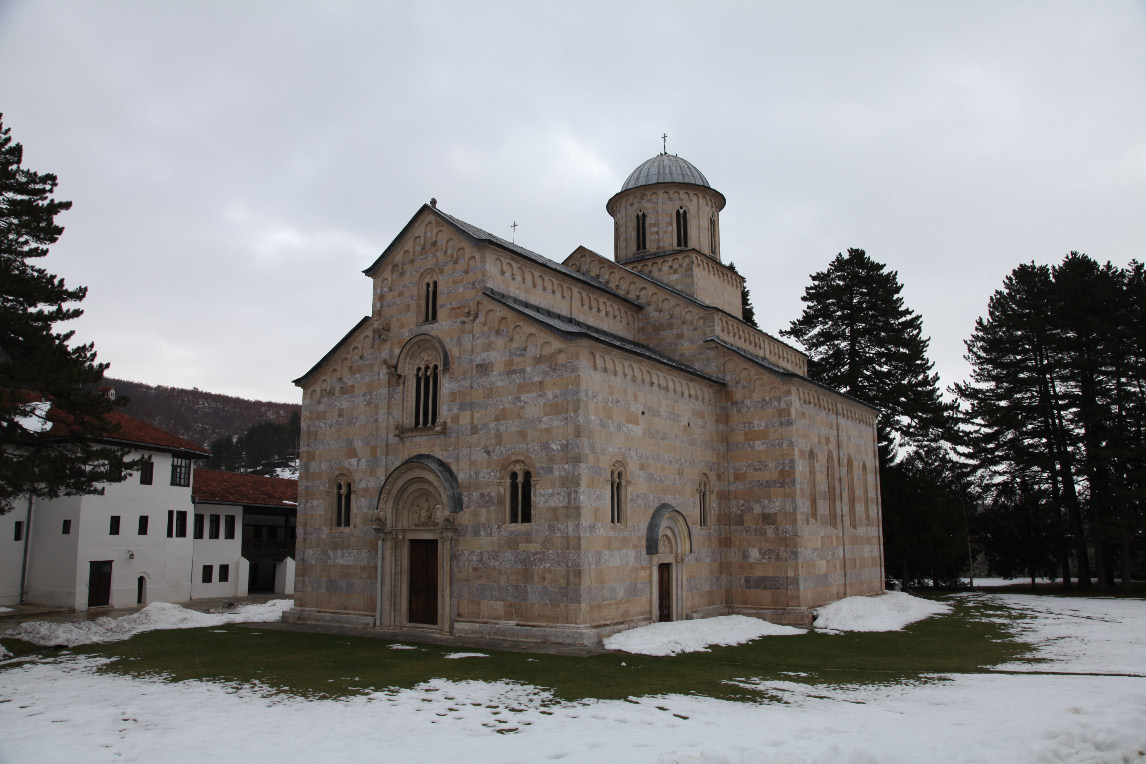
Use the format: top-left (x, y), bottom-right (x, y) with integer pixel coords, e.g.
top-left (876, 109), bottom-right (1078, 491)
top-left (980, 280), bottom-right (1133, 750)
top-left (1, 1), bottom-right (1144, 404)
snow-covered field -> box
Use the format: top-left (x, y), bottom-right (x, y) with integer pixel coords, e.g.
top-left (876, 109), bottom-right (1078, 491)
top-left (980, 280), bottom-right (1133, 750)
top-left (2, 593), bottom-right (1144, 764)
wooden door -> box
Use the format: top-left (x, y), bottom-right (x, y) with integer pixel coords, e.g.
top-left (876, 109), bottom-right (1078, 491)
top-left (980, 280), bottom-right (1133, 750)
top-left (408, 539), bottom-right (439, 625)
top-left (88, 560), bottom-right (113, 608)
top-left (658, 562), bottom-right (672, 622)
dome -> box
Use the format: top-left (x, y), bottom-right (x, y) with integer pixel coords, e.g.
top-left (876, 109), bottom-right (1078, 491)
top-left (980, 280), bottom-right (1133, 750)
top-left (620, 153), bottom-right (711, 192)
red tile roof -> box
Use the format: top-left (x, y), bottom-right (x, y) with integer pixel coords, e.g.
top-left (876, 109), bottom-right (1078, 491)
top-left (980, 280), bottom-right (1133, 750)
top-left (34, 398), bottom-right (209, 457)
top-left (193, 469), bottom-right (298, 508)
top-left (98, 410), bottom-right (210, 456)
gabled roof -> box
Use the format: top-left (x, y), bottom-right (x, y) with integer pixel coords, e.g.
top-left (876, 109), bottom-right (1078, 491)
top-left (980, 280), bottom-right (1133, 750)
top-left (362, 204), bottom-right (641, 307)
top-left (193, 469), bottom-right (298, 508)
top-left (293, 315), bottom-right (370, 388)
top-left (40, 402), bottom-right (209, 458)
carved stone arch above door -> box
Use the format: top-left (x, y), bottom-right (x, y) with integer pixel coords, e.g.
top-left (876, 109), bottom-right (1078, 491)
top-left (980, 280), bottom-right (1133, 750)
top-left (373, 455), bottom-right (461, 632)
top-left (645, 504), bottom-right (691, 623)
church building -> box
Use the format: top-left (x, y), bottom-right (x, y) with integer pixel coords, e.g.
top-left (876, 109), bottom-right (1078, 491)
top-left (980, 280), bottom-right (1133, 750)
top-left (286, 153), bottom-right (884, 644)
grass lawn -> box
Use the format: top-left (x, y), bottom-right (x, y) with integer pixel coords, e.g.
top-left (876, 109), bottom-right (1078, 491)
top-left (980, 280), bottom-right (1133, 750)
top-left (2, 595), bottom-right (1033, 703)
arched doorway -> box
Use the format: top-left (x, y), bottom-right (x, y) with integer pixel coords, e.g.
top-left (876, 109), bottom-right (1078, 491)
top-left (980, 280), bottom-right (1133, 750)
top-left (646, 504), bottom-right (692, 623)
top-left (374, 455), bottom-right (462, 632)
top-left (136, 575), bottom-right (147, 605)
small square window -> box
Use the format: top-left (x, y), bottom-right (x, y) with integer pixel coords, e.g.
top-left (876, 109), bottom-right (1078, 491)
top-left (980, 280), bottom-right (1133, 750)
top-left (202, 565), bottom-right (213, 584)
top-left (62, 519), bottom-right (72, 535)
top-left (267, 526), bottom-right (278, 540)
top-left (218, 564), bottom-right (229, 583)
top-left (14, 521), bottom-right (24, 542)
top-left (224, 515), bottom-right (236, 540)
top-left (139, 458), bottom-right (154, 485)
top-left (109, 516), bottom-right (121, 536)
top-left (252, 525), bottom-right (263, 539)
top-left (138, 515), bottom-right (149, 536)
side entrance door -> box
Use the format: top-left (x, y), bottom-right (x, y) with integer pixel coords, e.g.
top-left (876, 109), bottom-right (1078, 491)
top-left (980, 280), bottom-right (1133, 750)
top-left (88, 560), bottom-right (113, 608)
top-left (658, 562), bottom-right (672, 622)
top-left (408, 539), bottom-right (439, 625)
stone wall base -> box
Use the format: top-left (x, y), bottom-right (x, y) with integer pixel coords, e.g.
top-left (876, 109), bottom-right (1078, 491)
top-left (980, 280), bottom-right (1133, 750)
top-left (282, 607), bottom-right (375, 630)
top-left (728, 606), bottom-right (816, 628)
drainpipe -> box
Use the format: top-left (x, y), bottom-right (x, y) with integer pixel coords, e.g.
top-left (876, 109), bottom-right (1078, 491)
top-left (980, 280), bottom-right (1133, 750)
top-left (18, 494), bottom-right (33, 603)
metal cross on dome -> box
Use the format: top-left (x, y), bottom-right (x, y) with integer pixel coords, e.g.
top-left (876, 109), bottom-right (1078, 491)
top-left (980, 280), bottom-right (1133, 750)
top-left (511, 221), bottom-right (518, 243)
top-left (662, 133), bottom-right (668, 154)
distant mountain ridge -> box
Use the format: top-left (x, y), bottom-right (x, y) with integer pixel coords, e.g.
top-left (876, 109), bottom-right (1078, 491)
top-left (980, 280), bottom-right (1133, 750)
top-left (102, 378), bottom-right (299, 450)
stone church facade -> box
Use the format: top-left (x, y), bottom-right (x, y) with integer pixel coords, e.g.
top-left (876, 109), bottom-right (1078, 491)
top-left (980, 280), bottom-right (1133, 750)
top-left (286, 153), bottom-right (884, 645)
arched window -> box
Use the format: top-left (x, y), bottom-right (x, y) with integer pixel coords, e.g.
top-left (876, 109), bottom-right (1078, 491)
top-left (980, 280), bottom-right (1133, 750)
top-left (413, 363), bottom-right (440, 428)
top-left (418, 269), bottom-right (440, 324)
top-left (399, 336), bottom-right (447, 432)
top-left (635, 211), bottom-right (647, 251)
top-left (861, 464), bottom-right (870, 524)
top-left (698, 474), bottom-right (711, 526)
top-left (808, 450), bottom-right (818, 521)
top-left (709, 216), bottom-right (717, 254)
top-left (847, 456), bottom-right (857, 529)
top-left (610, 462), bottom-right (626, 524)
top-left (507, 463), bottom-right (533, 523)
top-left (826, 454), bottom-right (837, 528)
top-left (675, 207), bottom-right (688, 248)
top-left (333, 476), bottom-right (353, 527)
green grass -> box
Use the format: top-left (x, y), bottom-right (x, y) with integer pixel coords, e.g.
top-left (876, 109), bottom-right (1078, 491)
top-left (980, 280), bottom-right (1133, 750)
top-left (2, 595), bottom-right (1034, 703)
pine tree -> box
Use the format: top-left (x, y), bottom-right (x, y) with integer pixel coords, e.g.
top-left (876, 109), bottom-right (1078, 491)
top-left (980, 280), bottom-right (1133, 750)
top-left (0, 114), bottom-right (137, 513)
top-left (726, 261), bottom-right (758, 328)
top-left (782, 248), bottom-right (949, 452)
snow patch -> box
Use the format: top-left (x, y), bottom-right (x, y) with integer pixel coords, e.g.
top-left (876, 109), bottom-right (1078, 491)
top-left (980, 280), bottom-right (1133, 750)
top-left (0, 643), bottom-right (10, 659)
top-left (444, 652), bottom-right (488, 660)
top-left (0, 600), bottom-right (293, 647)
top-left (15, 400), bottom-right (52, 432)
top-left (0, 606), bottom-right (13, 613)
top-left (604, 615), bottom-right (803, 656)
top-left (813, 592), bottom-right (951, 632)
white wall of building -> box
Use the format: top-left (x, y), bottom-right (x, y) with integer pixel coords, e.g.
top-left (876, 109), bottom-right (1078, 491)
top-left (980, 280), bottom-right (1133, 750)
top-left (0, 503), bottom-right (33, 606)
top-left (22, 450), bottom-right (197, 611)
top-left (190, 504), bottom-right (246, 598)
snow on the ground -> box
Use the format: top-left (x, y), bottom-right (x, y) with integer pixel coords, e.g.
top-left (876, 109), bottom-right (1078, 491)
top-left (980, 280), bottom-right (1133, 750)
top-left (813, 591), bottom-right (952, 632)
top-left (2, 654), bottom-right (1145, 763)
top-left (15, 400), bottom-right (52, 433)
top-left (444, 652), bottom-right (488, 659)
top-left (2, 595), bottom-right (1145, 763)
top-left (0, 607), bottom-right (12, 613)
top-left (983, 594), bottom-right (1146, 676)
top-left (604, 615), bottom-right (803, 656)
top-left (966, 577), bottom-right (1056, 587)
top-left (0, 599), bottom-right (292, 648)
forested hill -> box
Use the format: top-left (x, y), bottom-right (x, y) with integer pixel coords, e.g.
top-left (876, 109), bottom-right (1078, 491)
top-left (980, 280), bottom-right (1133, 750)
top-left (102, 378), bottom-right (299, 449)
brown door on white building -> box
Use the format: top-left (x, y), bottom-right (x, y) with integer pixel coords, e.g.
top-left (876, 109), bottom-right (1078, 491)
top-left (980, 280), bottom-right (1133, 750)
top-left (408, 539), bottom-right (438, 625)
top-left (88, 560), bottom-right (113, 608)
top-left (658, 562), bottom-right (672, 622)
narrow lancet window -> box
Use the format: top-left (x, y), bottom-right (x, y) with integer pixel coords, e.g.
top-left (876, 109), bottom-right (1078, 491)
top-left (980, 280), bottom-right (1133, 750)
top-left (676, 207), bottom-right (688, 248)
top-left (521, 471), bottom-right (532, 523)
top-left (635, 211), bottom-right (647, 251)
top-left (509, 471), bottom-right (520, 523)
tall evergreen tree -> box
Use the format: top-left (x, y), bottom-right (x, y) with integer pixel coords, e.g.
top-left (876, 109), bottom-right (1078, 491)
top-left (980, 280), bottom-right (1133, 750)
top-left (0, 114), bottom-right (136, 513)
top-left (782, 248), bottom-right (949, 453)
top-left (725, 261), bottom-right (758, 328)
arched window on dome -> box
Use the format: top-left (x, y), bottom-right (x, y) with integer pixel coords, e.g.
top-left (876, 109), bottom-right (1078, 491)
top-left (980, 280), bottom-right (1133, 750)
top-left (635, 211), bottom-right (647, 252)
top-left (709, 216), bottom-right (717, 255)
top-left (676, 207), bottom-right (688, 248)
